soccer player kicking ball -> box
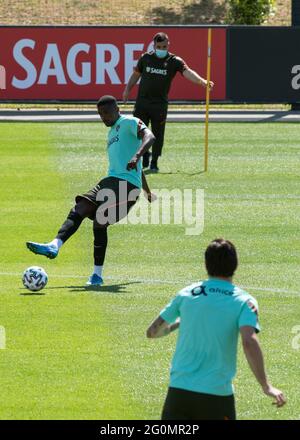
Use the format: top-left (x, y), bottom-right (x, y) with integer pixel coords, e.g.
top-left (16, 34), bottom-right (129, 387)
top-left (26, 95), bottom-right (156, 286)
top-left (147, 239), bottom-right (286, 420)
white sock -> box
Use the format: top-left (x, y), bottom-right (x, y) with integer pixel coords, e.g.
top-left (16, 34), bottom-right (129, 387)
top-left (48, 238), bottom-right (63, 250)
top-left (94, 265), bottom-right (103, 277)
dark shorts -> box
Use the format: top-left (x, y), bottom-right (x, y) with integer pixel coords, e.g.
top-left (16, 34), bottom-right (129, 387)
top-left (161, 387), bottom-right (236, 421)
top-left (75, 176), bottom-right (140, 224)
top-left (134, 101), bottom-right (168, 157)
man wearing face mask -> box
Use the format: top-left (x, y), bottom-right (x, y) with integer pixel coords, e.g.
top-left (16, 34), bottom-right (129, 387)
top-left (123, 32), bottom-right (214, 172)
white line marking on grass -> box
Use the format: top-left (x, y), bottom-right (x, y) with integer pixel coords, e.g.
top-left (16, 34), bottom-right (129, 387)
top-left (1, 271), bottom-right (299, 296)
top-left (240, 285), bottom-right (300, 296)
top-left (206, 194), bottom-right (300, 200)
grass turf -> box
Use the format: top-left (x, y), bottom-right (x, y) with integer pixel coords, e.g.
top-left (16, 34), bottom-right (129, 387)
top-left (0, 121), bottom-right (299, 420)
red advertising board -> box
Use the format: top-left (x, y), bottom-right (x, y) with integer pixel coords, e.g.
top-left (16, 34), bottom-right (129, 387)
top-left (0, 26), bottom-right (226, 101)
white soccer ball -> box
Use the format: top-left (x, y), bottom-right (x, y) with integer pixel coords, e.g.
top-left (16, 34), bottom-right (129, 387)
top-left (22, 266), bottom-right (48, 292)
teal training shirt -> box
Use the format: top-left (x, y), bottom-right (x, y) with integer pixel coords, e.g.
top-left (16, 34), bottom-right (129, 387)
top-left (160, 278), bottom-right (260, 396)
top-left (107, 115), bottom-right (146, 188)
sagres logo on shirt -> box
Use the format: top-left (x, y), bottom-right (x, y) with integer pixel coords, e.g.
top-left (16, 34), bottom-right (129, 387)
top-left (146, 66), bottom-right (167, 75)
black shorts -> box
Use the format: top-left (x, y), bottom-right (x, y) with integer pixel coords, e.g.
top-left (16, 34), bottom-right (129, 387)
top-left (161, 387), bottom-right (236, 421)
top-left (75, 176), bottom-right (140, 224)
top-left (134, 101), bottom-right (168, 156)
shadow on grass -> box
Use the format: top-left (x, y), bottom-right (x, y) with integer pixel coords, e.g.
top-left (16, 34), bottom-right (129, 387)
top-left (146, 0), bottom-right (227, 24)
top-left (69, 281), bottom-right (141, 293)
top-left (144, 169), bottom-right (206, 176)
top-left (20, 289), bottom-right (46, 296)
top-left (20, 281), bottom-right (142, 294)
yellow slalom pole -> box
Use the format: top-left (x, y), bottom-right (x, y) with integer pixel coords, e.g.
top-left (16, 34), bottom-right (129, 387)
top-left (204, 28), bottom-right (212, 172)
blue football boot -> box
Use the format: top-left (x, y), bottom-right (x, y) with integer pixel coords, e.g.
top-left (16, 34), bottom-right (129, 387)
top-left (86, 273), bottom-right (104, 286)
top-left (26, 241), bottom-right (58, 259)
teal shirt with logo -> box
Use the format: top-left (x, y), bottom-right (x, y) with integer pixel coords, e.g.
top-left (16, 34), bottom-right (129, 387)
top-left (107, 115), bottom-right (146, 188)
top-left (160, 278), bottom-right (260, 396)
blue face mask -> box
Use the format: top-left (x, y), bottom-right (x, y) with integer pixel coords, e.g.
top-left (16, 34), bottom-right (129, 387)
top-left (155, 49), bottom-right (168, 58)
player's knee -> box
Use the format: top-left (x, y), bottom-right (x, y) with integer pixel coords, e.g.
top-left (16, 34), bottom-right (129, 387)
top-left (74, 200), bottom-right (95, 218)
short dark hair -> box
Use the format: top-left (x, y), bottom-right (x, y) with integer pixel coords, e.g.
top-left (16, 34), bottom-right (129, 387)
top-left (205, 238), bottom-right (238, 278)
top-left (153, 32), bottom-right (169, 43)
top-left (97, 95), bottom-right (117, 107)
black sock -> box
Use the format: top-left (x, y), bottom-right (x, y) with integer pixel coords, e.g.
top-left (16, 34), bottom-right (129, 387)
top-left (56, 208), bottom-right (84, 243)
top-left (93, 226), bottom-right (108, 266)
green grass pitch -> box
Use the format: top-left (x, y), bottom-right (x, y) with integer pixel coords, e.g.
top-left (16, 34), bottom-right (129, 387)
top-left (0, 121), bottom-right (299, 420)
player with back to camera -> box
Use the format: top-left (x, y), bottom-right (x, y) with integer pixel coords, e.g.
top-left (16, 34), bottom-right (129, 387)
top-left (26, 95), bottom-right (156, 286)
top-left (147, 238), bottom-right (286, 420)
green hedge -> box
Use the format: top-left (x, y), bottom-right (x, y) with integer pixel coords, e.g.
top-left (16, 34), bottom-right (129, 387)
top-left (227, 0), bottom-right (275, 25)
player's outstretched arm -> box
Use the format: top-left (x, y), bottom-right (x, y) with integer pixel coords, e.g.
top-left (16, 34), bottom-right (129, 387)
top-left (147, 316), bottom-right (180, 338)
top-left (123, 71), bottom-right (141, 103)
top-left (142, 171), bottom-right (157, 203)
top-left (127, 128), bottom-right (155, 171)
top-left (183, 67), bottom-right (214, 90)
top-left (240, 326), bottom-right (286, 408)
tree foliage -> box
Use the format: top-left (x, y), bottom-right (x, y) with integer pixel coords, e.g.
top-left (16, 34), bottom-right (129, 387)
top-left (227, 0), bottom-right (275, 25)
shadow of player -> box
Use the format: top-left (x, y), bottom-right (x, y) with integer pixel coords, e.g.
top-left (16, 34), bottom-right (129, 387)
top-left (70, 281), bottom-right (141, 293)
top-left (20, 281), bottom-right (142, 294)
top-left (144, 169), bottom-right (206, 176)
